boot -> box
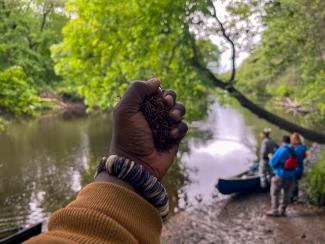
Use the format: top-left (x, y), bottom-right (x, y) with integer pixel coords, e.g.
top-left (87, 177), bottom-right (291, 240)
top-left (266, 210), bottom-right (279, 217)
top-left (279, 209), bottom-right (287, 217)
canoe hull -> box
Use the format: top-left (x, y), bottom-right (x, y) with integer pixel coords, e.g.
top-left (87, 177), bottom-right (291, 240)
top-left (0, 222), bottom-right (42, 244)
top-left (216, 175), bottom-right (261, 194)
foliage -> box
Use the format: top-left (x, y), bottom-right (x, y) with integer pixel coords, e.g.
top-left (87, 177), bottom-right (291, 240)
top-left (235, 0), bottom-right (325, 128)
top-left (0, 0), bottom-right (67, 119)
top-left (0, 0), bottom-right (67, 86)
top-left (0, 0), bottom-right (323, 131)
top-left (0, 66), bottom-right (39, 115)
top-left (307, 150), bottom-right (325, 206)
top-left (52, 0), bottom-right (220, 119)
top-left (0, 117), bottom-right (6, 132)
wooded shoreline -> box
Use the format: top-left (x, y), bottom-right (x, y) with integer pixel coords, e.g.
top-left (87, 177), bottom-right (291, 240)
top-left (162, 144), bottom-right (325, 243)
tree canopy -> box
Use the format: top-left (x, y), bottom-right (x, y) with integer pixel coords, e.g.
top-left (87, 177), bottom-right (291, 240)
top-left (51, 0), bottom-right (221, 119)
top-left (0, 0), bottom-right (67, 116)
top-left (0, 0), bottom-right (67, 85)
top-left (235, 0), bottom-right (325, 127)
top-left (0, 0), bottom-right (324, 138)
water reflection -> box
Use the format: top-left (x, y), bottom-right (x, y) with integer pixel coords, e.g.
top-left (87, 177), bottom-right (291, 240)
top-left (0, 103), bottom-right (263, 232)
top-left (0, 114), bottom-right (112, 231)
top-left (165, 104), bottom-right (258, 212)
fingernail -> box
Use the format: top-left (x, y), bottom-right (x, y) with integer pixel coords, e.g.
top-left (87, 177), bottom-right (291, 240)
top-left (170, 128), bottom-right (179, 138)
top-left (170, 109), bottom-right (181, 119)
top-left (164, 95), bottom-right (174, 106)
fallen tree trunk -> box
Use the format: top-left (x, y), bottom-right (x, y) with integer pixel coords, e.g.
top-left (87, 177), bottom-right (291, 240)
top-left (188, 2), bottom-right (325, 143)
top-left (274, 98), bottom-right (315, 115)
top-left (40, 97), bottom-right (67, 108)
top-left (200, 66), bottom-right (325, 143)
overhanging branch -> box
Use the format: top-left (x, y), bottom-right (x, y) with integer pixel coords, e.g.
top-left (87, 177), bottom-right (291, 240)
top-left (207, 0), bottom-right (236, 83)
top-left (186, 3), bottom-right (325, 142)
top-left (187, 26), bottom-right (325, 143)
top-left (195, 62), bottom-right (325, 143)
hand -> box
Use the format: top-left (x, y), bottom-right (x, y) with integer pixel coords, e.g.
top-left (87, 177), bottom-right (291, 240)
top-left (109, 78), bottom-right (188, 180)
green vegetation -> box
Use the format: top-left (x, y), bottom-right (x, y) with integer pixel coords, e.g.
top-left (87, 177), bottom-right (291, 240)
top-left (1, 0), bottom-right (324, 126)
top-left (0, 0), bottom-right (67, 84)
top-left (231, 0), bottom-right (325, 201)
top-left (236, 0), bottom-right (325, 128)
top-left (51, 0), bottom-right (217, 118)
top-left (0, 66), bottom-right (39, 115)
top-left (0, 0), bottom-right (67, 127)
top-left (0, 0), bottom-right (324, 203)
top-left (307, 151), bottom-right (325, 206)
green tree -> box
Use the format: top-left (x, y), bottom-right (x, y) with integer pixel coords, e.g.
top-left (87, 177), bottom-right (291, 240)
top-left (52, 0), bottom-right (219, 119)
top-left (0, 66), bottom-right (39, 115)
top-left (307, 150), bottom-right (325, 206)
top-left (0, 0), bottom-right (68, 123)
top-left (0, 0), bottom-right (67, 85)
top-left (53, 0), bottom-right (325, 142)
top-left (235, 0), bottom-right (325, 128)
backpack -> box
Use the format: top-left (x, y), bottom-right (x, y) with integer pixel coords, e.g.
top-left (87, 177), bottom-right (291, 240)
top-left (284, 146), bottom-right (298, 170)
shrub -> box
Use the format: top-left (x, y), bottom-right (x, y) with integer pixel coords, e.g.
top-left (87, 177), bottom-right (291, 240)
top-left (0, 66), bottom-right (39, 116)
top-left (306, 150), bottom-right (325, 206)
top-left (0, 117), bottom-right (6, 132)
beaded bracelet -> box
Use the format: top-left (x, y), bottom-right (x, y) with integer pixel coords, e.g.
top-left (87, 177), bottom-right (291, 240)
top-left (95, 155), bottom-right (169, 220)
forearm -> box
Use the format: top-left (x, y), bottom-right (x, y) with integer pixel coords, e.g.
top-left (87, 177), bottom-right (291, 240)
top-left (26, 182), bottom-right (162, 244)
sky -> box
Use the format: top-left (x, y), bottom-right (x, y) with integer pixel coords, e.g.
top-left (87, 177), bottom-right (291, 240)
top-left (211, 1), bottom-right (260, 72)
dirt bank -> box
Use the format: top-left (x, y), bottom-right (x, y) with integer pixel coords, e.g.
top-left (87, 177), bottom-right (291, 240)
top-left (162, 144), bottom-right (324, 244)
top-left (161, 192), bottom-right (325, 243)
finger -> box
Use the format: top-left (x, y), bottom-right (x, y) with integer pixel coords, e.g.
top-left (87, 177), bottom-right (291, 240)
top-left (169, 122), bottom-right (188, 139)
top-left (163, 89), bottom-right (176, 107)
top-left (169, 102), bottom-right (186, 122)
top-left (121, 79), bottom-right (161, 107)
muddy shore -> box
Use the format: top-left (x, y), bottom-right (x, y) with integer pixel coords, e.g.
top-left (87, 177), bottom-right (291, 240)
top-left (161, 192), bottom-right (325, 243)
top-left (162, 144), bottom-right (325, 244)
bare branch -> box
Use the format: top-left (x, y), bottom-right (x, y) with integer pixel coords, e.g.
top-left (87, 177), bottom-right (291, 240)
top-left (184, 23), bottom-right (204, 67)
top-left (40, 2), bottom-right (54, 32)
top-left (167, 39), bottom-right (182, 66)
top-left (207, 0), bottom-right (236, 83)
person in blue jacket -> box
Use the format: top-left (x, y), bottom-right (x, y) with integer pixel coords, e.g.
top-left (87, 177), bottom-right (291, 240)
top-left (266, 133), bottom-right (302, 217)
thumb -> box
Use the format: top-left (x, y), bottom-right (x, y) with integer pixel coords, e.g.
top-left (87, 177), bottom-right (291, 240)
top-left (121, 78), bottom-right (161, 108)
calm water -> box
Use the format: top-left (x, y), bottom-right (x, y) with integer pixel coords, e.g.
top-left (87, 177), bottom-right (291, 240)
top-left (0, 103), bottom-right (285, 232)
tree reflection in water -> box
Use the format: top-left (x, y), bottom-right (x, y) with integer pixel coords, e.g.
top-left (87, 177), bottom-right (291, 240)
top-left (0, 111), bottom-right (208, 231)
top-left (162, 127), bottom-right (215, 215)
top-left (0, 114), bottom-right (113, 230)
top-left (1, 99), bottom-right (275, 233)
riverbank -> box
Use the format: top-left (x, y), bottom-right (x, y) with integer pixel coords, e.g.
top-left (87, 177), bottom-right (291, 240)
top-left (0, 97), bottom-right (87, 133)
top-left (161, 191), bottom-right (325, 243)
top-left (162, 144), bottom-right (325, 243)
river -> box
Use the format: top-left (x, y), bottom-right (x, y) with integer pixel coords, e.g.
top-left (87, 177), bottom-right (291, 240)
top-left (0, 103), bottom-right (286, 232)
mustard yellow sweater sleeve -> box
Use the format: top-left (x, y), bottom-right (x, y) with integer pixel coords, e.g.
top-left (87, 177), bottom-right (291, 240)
top-left (25, 182), bottom-right (162, 244)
